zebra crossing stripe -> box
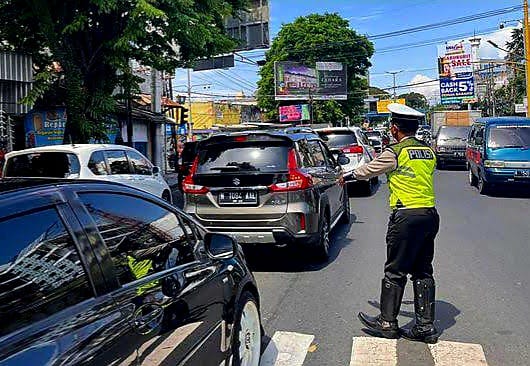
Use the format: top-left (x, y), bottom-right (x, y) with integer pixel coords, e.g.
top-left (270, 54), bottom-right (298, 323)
top-left (260, 331), bottom-right (315, 366)
top-left (428, 341), bottom-right (488, 366)
top-left (350, 337), bottom-right (398, 366)
top-left (349, 337), bottom-right (489, 366)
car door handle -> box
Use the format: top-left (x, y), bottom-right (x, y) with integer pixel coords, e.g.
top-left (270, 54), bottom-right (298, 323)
top-left (184, 266), bottom-right (216, 279)
top-left (133, 303), bottom-right (164, 335)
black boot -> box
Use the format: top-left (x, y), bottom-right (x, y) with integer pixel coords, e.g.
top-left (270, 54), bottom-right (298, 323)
top-left (358, 279), bottom-right (405, 339)
top-left (401, 278), bottom-right (439, 343)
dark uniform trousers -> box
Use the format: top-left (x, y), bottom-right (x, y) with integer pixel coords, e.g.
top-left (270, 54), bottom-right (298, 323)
top-left (384, 207), bottom-right (440, 287)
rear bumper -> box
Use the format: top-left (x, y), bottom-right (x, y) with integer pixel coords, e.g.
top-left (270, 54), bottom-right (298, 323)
top-left (199, 226), bottom-right (319, 245)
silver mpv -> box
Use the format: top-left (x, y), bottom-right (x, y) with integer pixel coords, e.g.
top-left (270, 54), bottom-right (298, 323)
top-left (183, 131), bottom-right (350, 261)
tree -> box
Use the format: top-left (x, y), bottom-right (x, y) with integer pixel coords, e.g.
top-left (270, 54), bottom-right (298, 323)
top-left (398, 92), bottom-right (428, 110)
top-left (369, 86), bottom-right (390, 98)
top-left (256, 13), bottom-right (374, 125)
top-left (0, 0), bottom-right (246, 142)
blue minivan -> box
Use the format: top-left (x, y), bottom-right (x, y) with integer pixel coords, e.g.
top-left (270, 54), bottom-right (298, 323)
top-left (467, 117), bottom-right (530, 194)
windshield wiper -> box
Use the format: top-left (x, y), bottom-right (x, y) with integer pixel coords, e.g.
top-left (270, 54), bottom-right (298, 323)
top-left (211, 161), bottom-right (260, 171)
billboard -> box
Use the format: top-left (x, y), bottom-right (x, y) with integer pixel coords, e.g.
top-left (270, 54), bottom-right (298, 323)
top-left (376, 98), bottom-right (406, 114)
top-left (274, 61), bottom-right (348, 101)
top-left (437, 42), bottom-right (475, 105)
top-left (279, 104), bottom-right (310, 122)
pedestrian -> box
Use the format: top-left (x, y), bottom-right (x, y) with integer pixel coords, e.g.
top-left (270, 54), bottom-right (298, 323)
top-left (355, 103), bottom-right (440, 343)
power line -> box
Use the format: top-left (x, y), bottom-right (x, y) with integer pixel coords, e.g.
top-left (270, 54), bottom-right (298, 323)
top-left (369, 5), bottom-right (522, 40)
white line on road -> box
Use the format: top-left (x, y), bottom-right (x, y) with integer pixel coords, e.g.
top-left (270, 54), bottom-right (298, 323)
top-left (350, 337), bottom-right (398, 366)
top-left (260, 331), bottom-right (315, 366)
top-left (428, 341), bottom-right (488, 366)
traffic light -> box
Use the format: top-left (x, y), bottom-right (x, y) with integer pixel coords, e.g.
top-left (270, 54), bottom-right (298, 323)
top-left (180, 107), bottom-right (189, 125)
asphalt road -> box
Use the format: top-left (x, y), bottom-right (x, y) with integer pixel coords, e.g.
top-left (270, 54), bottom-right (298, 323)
top-left (246, 170), bottom-right (530, 366)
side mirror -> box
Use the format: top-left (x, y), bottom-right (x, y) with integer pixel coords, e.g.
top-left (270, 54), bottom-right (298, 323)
top-left (337, 155), bottom-right (350, 166)
top-left (204, 233), bottom-right (236, 259)
top-left (152, 166), bottom-right (161, 175)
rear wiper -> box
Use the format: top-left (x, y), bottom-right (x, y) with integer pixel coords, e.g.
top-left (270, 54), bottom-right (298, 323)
top-left (210, 166), bottom-right (240, 171)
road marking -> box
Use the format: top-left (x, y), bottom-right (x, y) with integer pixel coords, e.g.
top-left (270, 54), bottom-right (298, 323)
top-left (260, 331), bottom-right (315, 366)
top-left (429, 341), bottom-right (488, 366)
top-left (350, 337), bottom-right (398, 366)
top-left (350, 337), bottom-right (488, 366)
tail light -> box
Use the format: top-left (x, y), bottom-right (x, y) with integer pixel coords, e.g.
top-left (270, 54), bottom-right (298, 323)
top-left (269, 149), bottom-right (313, 192)
top-left (182, 157), bottom-right (209, 194)
top-left (341, 145), bottom-right (364, 154)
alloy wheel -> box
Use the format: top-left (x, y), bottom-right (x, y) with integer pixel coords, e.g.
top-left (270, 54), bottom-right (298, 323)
top-left (236, 300), bottom-right (261, 366)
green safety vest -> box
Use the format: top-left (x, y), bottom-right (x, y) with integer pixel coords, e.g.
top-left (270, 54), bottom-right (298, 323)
top-left (387, 138), bottom-right (436, 209)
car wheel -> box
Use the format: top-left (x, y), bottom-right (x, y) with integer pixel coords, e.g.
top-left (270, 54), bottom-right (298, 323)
top-left (313, 214), bottom-right (331, 262)
top-left (477, 173), bottom-right (490, 195)
top-left (231, 291), bottom-right (261, 366)
top-left (162, 190), bottom-right (172, 203)
top-left (468, 168), bottom-right (478, 187)
top-left (341, 191), bottom-right (350, 224)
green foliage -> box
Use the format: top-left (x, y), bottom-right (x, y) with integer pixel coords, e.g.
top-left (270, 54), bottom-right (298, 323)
top-left (489, 28), bottom-right (525, 116)
top-left (256, 13), bottom-right (374, 125)
top-left (398, 92), bottom-right (428, 110)
top-left (368, 86), bottom-right (390, 98)
top-left (0, 0), bottom-right (246, 142)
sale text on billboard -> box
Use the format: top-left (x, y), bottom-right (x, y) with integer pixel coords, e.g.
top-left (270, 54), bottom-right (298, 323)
top-left (437, 42), bottom-right (475, 105)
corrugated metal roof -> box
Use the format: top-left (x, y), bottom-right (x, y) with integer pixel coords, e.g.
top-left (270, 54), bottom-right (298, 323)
top-left (0, 52), bottom-right (33, 82)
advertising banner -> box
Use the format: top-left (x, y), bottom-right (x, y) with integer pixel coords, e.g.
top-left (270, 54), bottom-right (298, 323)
top-left (437, 42), bottom-right (475, 105)
top-left (275, 61), bottom-right (347, 101)
top-left (376, 98), bottom-right (406, 114)
top-left (25, 109), bottom-right (118, 147)
top-left (278, 104), bottom-right (310, 122)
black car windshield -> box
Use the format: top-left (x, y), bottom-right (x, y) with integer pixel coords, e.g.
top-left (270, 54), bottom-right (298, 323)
top-left (318, 132), bottom-right (357, 148)
top-left (488, 125), bottom-right (530, 149)
top-left (197, 142), bottom-right (289, 173)
top-left (438, 127), bottom-right (470, 140)
top-left (4, 152), bottom-right (80, 178)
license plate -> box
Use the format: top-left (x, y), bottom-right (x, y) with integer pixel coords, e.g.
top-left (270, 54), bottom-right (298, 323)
top-left (454, 151), bottom-right (464, 157)
top-left (514, 169), bottom-right (530, 178)
top-left (218, 191), bottom-right (258, 205)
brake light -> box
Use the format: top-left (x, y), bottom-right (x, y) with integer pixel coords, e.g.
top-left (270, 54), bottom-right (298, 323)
top-left (182, 157), bottom-right (209, 194)
top-left (269, 149), bottom-right (313, 192)
top-left (341, 145), bottom-right (363, 154)
top-left (234, 136), bottom-right (247, 142)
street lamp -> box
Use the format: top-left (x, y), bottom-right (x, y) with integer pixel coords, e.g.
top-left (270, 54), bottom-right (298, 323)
top-left (385, 70), bottom-right (404, 101)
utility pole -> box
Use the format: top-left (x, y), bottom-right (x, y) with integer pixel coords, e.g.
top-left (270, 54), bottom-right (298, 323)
top-left (308, 88), bottom-right (314, 124)
top-left (523, 0), bottom-right (530, 117)
top-left (386, 70), bottom-right (404, 101)
top-left (187, 68), bottom-right (193, 141)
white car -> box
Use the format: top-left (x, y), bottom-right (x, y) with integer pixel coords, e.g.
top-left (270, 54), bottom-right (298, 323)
top-left (3, 144), bottom-right (172, 202)
top-left (315, 127), bottom-right (378, 195)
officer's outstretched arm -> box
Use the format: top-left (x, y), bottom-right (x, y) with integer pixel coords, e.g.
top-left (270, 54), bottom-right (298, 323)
top-left (353, 149), bottom-right (397, 180)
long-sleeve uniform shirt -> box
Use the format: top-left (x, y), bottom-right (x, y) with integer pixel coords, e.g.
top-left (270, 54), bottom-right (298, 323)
top-left (353, 148), bottom-right (397, 180)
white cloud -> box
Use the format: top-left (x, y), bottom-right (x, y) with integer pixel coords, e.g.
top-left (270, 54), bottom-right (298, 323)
top-left (478, 26), bottom-right (518, 60)
top-left (408, 74), bottom-right (439, 105)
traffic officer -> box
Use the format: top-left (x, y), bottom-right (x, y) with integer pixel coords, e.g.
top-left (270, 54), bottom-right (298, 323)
top-left (356, 103), bottom-right (440, 343)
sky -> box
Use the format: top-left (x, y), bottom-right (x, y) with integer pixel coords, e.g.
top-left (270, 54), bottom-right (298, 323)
top-left (174, 0), bottom-right (523, 104)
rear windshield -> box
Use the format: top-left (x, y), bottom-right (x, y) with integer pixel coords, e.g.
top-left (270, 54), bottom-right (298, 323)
top-left (5, 152), bottom-right (80, 178)
top-left (488, 125), bottom-right (530, 149)
top-left (197, 142), bottom-right (289, 174)
top-left (438, 127), bottom-right (470, 140)
top-left (317, 131), bottom-right (357, 148)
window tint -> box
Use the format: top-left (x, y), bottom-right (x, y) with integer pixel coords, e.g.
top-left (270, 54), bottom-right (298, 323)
top-left (317, 132), bottom-right (357, 148)
top-left (5, 152), bottom-right (80, 178)
top-left (319, 142), bottom-right (337, 167)
top-left (88, 151), bottom-right (108, 175)
top-left (79, 193), bottom-right (195, 287)
top-left (0, 209), bottom-right (92, 336)
top-left (296, 141), bottom-right (314, 167)
top-left (307, 140), bottom-right (326, 167)
top-left (127, 150), bottom-right (152, 175)
top-left (106, 150), bottom-right (131, 175)
top-left (197, 142), bottom-right (289, 173)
